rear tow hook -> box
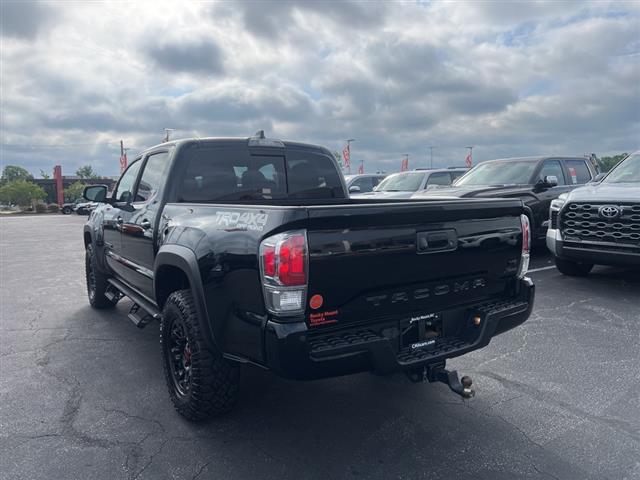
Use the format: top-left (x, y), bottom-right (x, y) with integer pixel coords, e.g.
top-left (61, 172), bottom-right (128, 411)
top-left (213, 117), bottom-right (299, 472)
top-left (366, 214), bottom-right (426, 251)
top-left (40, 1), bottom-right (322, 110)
top-left (408, 364), bottom-right (475, 399)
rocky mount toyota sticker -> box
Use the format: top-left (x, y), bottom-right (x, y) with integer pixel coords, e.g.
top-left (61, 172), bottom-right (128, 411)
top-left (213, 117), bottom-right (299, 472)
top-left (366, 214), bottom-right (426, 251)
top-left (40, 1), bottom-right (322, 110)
top-left (309, 310), bottom-right (338, 326)
top-left (213, 211), bottom-right (268, 231)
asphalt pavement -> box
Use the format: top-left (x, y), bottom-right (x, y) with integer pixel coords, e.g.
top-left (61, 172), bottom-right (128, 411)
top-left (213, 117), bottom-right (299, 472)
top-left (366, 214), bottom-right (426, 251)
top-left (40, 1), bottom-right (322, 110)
top-left (1, 215), bottom-right (638, 480)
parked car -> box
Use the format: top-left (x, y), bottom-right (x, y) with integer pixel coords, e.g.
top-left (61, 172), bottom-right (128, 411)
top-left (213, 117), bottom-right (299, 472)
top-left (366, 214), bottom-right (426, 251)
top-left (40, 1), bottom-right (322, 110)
top-left (75, 201), bottom-right (97, 215)
top-left (344, 173), bottom-right (387, 194)
top-left (547, 151), bottom-right (640, 275)
top-left (412, 156), bottom-right (597, 241)
top-left (81, 132), bottom-right (533, 420)
top-left (352, 168), bottom-right (468, 199)
top-left (61, 198), bottom-right (83, 214)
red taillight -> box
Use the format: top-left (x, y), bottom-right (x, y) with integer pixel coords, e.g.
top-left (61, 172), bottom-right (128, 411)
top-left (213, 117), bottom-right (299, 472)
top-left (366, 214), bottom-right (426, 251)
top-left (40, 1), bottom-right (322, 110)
top-left (263, 244), bottom-right (276, 277)
top-left (278, 234), bottom-right (306, 286)
top-left (260, 231), bottom-right (308, 315)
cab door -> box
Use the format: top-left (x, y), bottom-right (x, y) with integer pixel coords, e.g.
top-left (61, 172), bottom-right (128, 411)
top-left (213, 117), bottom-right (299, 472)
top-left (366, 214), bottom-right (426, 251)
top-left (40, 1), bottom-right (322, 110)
top-left (531, 159), bottom-right (571, 236)
top-left (120, 151), bottom-right (172, 299)
top-left (103, 158), bottom-right (143, 279)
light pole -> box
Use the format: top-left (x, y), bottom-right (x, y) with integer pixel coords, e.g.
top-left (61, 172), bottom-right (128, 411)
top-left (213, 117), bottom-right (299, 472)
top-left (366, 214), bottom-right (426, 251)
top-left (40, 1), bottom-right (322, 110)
top-left (429, 146), bottom-right (436, 169)
top-left (164, 128), bottom-right (175, 143)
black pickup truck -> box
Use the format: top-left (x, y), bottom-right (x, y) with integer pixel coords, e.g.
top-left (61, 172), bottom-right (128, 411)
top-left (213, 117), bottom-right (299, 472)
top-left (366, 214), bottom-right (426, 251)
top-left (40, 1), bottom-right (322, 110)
top-left (82, 132), bottom-right (535, 420)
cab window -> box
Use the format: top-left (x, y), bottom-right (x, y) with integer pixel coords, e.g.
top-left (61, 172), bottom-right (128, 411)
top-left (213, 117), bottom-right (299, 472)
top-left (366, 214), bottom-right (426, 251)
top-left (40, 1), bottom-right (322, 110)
top-left (426, 172), bottom-right (452, 187)
top-left (538, 160), bottom-right (566, 185)
top-left (114, 159), bottom-right (142, 203)
top-left (351, 177), bottom-right (374, 192)
top-left (564, 160), bottom-right (592, 184)
top-left (135, 151), bottom-right (171, 203)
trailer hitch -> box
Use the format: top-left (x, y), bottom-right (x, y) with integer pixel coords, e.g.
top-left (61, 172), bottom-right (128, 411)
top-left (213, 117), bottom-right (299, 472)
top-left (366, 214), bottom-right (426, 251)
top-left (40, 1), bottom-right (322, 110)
top-left (407, 363), bottom-right (475, 399)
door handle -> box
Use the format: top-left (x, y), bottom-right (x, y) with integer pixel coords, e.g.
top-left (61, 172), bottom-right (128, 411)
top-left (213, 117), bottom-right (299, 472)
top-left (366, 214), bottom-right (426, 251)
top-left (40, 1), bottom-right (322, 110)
top-left (140, 219), bottom-right (151, 230)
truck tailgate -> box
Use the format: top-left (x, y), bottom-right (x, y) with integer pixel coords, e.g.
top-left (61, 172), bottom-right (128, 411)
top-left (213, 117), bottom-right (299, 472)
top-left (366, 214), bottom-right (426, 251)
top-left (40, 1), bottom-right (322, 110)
top-left (304, 199), bottom-right (524, 327)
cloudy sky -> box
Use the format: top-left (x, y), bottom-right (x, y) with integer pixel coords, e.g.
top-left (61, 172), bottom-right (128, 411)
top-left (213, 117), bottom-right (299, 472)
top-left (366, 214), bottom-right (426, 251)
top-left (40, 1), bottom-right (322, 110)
top-left (1, 1), bottom-right (639, 177)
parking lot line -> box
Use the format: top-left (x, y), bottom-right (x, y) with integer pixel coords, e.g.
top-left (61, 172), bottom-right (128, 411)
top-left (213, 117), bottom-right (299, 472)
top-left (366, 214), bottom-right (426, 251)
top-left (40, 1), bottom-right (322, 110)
top-left (528, 265), bottom-right (556, 273)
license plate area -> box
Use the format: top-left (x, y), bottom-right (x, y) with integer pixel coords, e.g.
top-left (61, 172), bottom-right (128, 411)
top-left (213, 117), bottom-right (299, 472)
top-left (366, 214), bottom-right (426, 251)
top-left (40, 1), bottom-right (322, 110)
top-left (401, 313), bottom-right (442, 351)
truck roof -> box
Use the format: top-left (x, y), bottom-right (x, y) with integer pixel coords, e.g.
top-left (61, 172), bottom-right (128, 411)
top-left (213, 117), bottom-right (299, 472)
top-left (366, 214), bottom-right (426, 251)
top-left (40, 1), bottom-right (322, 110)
top-left (142, 136), bottom-right (330, 155)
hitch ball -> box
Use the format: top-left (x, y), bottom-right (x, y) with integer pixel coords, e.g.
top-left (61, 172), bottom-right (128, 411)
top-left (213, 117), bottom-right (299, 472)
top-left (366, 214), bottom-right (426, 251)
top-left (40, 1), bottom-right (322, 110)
top-left (461, 375), bottom-right (474, 398)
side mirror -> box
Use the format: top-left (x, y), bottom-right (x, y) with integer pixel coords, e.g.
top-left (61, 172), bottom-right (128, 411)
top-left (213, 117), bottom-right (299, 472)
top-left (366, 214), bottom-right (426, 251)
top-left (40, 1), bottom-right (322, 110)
top-left (543, 175), bottom-right (558, 187)
top-left (592, 173), bottom-right (606, 182)
top-left (83, 185), bottom-right (108, 202)
top-left (349, 185), bottom-right (361, 193)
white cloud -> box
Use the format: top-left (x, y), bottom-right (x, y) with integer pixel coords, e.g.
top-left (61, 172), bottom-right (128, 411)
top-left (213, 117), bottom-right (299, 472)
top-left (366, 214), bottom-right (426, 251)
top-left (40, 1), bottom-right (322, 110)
top-left (1, 0), bottom-right (638, 176)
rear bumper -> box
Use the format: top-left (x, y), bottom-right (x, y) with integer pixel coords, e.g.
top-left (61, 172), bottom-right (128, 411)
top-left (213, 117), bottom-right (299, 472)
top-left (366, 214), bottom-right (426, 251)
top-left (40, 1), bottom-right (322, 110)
top-left (547, 228), bottom-right (640, 266)
top-left (263, 278), bottom-right (535, 380)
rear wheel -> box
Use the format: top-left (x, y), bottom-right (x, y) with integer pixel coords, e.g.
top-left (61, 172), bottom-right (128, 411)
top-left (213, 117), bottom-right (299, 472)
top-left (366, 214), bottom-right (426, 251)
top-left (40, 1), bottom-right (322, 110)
top-left (85, 244), bottom-right (118, 309)
top-left (555, 257), bottom-right (593, 276)
top-left (161, 290), bottom-right (239, 421)
top-left (62, 206), bottom-right (72, 214)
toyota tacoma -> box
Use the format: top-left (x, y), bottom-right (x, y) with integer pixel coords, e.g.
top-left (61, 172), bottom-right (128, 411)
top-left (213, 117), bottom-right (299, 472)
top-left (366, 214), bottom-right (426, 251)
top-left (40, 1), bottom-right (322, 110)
top-left (82, 132), bottom-right (535, 420)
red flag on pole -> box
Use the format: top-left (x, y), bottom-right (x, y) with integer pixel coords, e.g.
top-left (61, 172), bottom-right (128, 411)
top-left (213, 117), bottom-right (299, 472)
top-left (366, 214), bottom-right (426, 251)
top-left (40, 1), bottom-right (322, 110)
top-left (342, 143), bottom-right (351, 170)
top-left (465, 151), bottom-right (472, 168)
top-left (120, 152), bottom-right (128, 173)
top-left (119, 140), bottom-right (127, 173)
top-left (358, 160), bottom-right (364, 174)
top-left (401, 157), bottom-right (409, 171)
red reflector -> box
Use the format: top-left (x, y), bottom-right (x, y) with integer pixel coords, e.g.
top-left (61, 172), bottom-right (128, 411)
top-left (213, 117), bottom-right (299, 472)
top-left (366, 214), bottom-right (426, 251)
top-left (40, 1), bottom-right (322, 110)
top-left (278, 234), bottom-right (306, 286)
top-left (263, 244), bottom-right (276, 277)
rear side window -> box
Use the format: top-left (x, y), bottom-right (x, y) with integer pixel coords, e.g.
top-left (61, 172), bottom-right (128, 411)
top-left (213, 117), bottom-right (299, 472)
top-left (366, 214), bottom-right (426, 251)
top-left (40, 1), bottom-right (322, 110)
top-left (426, 172), bottom-right (452, 187)
top-left (177, 146), bottom-right (344, 202)
top-left (564, 160), bottom-right (592, 184)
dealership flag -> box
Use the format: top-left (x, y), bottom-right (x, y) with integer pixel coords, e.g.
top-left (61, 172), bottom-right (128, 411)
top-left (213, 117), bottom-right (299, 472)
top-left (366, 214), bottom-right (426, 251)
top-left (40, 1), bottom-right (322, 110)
top-left (119, 140), bottom-right (128, 173)
top-left (342, 143), bottom-right (351, 170)
top-left (465, 151), bottom-right (472, 168)
top-left (401, 157), bottom-right (409, 171)
top-left (120, 152), bottom-right (128, 173)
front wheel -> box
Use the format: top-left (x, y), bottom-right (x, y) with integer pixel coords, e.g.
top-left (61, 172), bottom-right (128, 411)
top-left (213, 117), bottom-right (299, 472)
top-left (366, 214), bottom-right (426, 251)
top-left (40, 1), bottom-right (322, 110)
top-left (161, 290), bottom-right (239, 421)
top-left (555, 257), bottom-right (593, 276)
top-left (85, 244), bottom-right (118, 309)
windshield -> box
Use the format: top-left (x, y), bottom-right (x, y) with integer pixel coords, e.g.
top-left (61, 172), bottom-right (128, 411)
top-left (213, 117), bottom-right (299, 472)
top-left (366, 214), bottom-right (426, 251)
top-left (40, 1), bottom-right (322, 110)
top-left (604, 153), bottom-right (640, 183)
top-left (375, 172), bottom-right (424, 192)
top-left (454, 161), bottom-right (538, 186)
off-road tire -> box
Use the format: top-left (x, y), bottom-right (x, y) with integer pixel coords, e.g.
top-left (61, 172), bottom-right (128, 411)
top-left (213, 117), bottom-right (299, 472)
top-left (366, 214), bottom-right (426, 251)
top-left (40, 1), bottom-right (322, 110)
top-left (85, 244), bottom-right (118, 309)
top-left (555, 257), bottom-right (593, 277)
top-left (161, 289), bottom-right (239, 421)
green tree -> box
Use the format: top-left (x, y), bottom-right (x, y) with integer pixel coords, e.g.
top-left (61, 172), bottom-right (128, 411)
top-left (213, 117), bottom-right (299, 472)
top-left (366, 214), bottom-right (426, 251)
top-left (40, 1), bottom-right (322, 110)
top-left (598, 153), bottom-right (628, 173)
top-left (1, 165), bottom-right (33, 185)
top-left (64, 181), bottom-right (87, 203)
top-left (0, 180), bottom-right (47, 206)
top-left (39, 169), bottom-right (51, 179)
top-left (76, 165), bottom-right (99, 179)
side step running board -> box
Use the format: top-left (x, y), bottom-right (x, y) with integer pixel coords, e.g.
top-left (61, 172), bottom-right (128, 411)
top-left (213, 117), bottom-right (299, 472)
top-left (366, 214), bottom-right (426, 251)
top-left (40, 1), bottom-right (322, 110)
top-left (107, 278), bottom-right (161, 329)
